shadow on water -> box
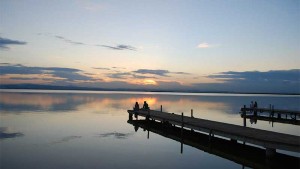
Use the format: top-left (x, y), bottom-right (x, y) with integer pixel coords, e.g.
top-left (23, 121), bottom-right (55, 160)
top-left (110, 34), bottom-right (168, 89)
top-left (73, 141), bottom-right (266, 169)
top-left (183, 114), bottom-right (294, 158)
top-left (128, 119), bottom-right (300, 169)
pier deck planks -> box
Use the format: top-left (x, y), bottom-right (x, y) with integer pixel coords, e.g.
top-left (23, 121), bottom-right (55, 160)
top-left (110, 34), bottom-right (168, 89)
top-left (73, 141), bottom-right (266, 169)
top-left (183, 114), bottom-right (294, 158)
top-left (128, 109), bottom-right (300, 153)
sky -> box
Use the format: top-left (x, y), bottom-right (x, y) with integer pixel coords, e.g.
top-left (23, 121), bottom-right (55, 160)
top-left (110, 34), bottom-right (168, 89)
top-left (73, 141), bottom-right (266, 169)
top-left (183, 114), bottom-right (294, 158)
top-left (0, 0), bottom-right (299, 93)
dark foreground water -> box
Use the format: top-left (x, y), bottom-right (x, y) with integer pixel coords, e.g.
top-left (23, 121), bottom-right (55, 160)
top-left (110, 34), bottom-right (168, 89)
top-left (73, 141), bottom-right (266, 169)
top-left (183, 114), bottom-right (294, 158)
top-left (0, 90), bottom-right (299, 169)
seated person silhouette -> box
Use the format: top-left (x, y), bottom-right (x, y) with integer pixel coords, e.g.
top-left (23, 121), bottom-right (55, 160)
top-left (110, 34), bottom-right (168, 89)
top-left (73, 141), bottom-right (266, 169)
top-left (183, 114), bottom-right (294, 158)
top-left (133, 102), bottom-right (139, 111)
top-left (142, 101), bottom-right (150, 110)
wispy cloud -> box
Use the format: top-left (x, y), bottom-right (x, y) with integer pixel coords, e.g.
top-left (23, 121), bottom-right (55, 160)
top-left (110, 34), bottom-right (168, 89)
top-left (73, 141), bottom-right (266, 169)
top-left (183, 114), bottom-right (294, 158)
top-left (208, 69), bottom-right (300, 83)
top-left (0, 37), bottom-right (27, 49)
top-left (93, 67), bottom-right (110, 70)
top-left (107, 72), bottom-right (132, 79)
top-left (172, 72), bottom-right (191, 75)
top-left (133, 69), bottom-right (170, 77)
top-left (55, 36), bottom-right (86, 45)
top-left (133, 69), bottom-right (191, 77)
top-left (39, 33), bottom-right (137, 51)
top-left (100, 45), bottom-right (137, 51)
top-left (197, 42), bottom-right (213, 48)
top-left (76, 0), bottom-right (104, 12)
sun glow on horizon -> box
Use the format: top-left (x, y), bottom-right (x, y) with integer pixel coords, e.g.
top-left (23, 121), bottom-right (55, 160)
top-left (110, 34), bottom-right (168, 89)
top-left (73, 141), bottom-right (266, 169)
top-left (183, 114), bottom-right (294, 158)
top-left (143, 79), bottom-right (157, 85)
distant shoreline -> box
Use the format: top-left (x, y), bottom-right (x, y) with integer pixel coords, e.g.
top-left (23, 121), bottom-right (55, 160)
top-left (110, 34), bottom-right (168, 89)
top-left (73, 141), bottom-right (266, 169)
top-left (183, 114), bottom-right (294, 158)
top-left (1, 84), bottom-right (299, 96)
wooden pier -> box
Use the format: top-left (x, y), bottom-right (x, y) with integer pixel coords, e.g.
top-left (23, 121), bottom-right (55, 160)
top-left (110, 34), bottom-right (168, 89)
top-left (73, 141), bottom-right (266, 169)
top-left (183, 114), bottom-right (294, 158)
top-left (128, 120), bottom-right (300, 169)
top-left (240, 106), bottom-right (300, 120)
top-left (128, 108), bottom-right (300, 157)
top-left (240, 106), bottom-right (300, 126)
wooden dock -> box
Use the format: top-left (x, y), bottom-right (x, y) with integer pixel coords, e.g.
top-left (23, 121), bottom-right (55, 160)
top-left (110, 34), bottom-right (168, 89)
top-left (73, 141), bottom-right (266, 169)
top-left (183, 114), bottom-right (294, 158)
top-left (241, 114), bottom-right (300, 126)
top-left (240, 106), bottom-right (300, 120)
top-left (128, 120), bottom-right (300, 169)
top-left (128, 109), bottom-right (300, 156)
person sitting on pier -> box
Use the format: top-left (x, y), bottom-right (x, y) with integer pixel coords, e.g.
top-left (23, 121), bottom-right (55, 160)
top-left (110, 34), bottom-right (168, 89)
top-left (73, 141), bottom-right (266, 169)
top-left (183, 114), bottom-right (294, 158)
top-left (253, 101), bottom-right (258, 116)
top-left (142, 101), bottom-right (150, 110)
top-left (133, 102), bottom-right (140, 111)
top-left (254, 101), bottom-right (257, 108)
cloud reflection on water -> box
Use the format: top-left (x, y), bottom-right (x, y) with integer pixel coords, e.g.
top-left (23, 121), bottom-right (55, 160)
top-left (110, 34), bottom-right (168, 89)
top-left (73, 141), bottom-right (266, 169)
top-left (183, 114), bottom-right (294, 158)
top-left (50, 136), bottom-right (82, 145)
top-left (0, 127), bottom-right (24, 139)
top-left (97, 132), bottom-right (134, 139)
top-left (0, 91), bottom-right (299, 116)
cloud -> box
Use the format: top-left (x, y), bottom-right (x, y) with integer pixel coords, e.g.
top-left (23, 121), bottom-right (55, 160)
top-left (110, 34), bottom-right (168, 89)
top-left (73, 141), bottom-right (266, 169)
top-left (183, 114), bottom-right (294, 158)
top-left (208, 69), bottom-right (300, 83)
top-left (192, 69), bottom-right (300, 93)
top-left (0, 37), bottom-right (27, 49)
top-left (197, 42), bottom-right (212, 48)
top-left (76, 0), bottom-right (104, 12)
top-left (55, 36), bottom-right (86, 45)
top-left (107, 72), bottom-right (132, 79)
top-left (112, 66), bottom-right (126, 69)
top-left (0, 64), bottom-right (95, 82)
top-left (93, 67), bottom-right (110, 70)
top-left (107, 71), bottom-right (157, 79)
top-left (172, 72), bottom-right (191, 75)
top-left (100, 44), bottom-right (137, 51)
top-left (39, 33), bottom-right (136, 51)
top-left (133, 69), bottom-right (170, 77)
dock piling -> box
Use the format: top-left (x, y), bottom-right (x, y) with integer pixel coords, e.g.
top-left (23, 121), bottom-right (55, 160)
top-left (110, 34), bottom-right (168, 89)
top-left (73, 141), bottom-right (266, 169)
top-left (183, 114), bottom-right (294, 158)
top-left (161, 105), bottom-right (162, 112)
top-left (243, 105), bottom-right (246, 127)
top-left (191, 109), bottom-right (193, 118)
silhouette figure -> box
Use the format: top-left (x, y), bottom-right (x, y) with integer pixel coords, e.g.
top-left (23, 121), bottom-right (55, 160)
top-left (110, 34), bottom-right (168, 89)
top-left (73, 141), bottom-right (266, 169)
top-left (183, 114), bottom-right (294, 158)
top-left (134, 102), bottom-right (139, 111)
top-left (253, 101), bottom-right (258, 116)
top-left (143, 101), bottom-right (150, 110)
top-left (254, 101), bottom-right (257, 108)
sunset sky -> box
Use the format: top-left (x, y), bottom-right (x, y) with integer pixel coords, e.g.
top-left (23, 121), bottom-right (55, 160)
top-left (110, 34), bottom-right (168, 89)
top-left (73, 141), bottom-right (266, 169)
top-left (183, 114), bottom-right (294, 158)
top-left (0, 0), bottom-right (299, 93)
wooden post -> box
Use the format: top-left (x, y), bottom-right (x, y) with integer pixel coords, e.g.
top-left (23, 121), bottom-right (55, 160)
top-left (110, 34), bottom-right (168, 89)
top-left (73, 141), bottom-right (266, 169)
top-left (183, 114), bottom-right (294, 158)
top-left (181, 112), bottom-right (184, 128)
top-left (181, 112), bottom-right (184, 154)
top-left (129, 113), bottom-right (133, 121)
top-left (191, 109), bottom-right (193, 118)
top-left (180, 140), bottom-right (183, 154)
top-left (161, 105), bottom-right (162, 112)
top-left (147, 130), bottom-right (149, 139)
top-left (243, 105), bottom-right (246, 127)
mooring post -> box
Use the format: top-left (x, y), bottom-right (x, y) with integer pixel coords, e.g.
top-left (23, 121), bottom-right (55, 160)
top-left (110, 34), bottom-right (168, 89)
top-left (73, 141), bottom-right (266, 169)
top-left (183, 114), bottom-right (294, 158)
top-left (147, 130), bottom-right (149, 139)
top-left (243, 105), bottom-right (246, 127)
top-left (146, 110), bottom-right (150, 121)
top-left (181, 112), bottom-right (184, 130)
top-left (161, 105), bottom-right (162, 112)
top-left (191, 109), bottom-right (193, 118)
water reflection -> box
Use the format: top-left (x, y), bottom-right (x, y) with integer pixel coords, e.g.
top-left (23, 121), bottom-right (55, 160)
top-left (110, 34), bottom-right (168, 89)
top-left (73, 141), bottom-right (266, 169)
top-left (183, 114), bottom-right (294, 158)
top-left (1, 92), bottom-right (299, 114)
top-left (128, 119), bottom-right (300, 169)
top-left (0, 127), bottom-right (24, 139)
top-left (1, 91), bottom-right (299, 169)
top-left (50, 136), bottom-right (82, 145)
top-left (97, 132), bottom-right (134, 139)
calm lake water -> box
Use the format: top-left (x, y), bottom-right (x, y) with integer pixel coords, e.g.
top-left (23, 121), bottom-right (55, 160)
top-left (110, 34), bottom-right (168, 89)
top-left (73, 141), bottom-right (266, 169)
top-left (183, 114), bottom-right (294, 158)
top-left (1, 90), bottom-right (299, 169)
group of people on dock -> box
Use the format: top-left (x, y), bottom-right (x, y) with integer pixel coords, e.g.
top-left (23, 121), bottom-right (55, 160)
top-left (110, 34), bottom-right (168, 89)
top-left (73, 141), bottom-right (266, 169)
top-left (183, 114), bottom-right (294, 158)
top-left (134, 101), bottom-right (149, 111)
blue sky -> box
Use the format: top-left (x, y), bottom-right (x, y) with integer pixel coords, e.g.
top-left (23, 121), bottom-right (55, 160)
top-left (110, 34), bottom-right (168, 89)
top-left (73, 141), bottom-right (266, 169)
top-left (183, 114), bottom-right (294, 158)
top-left (0, 0), bottom-right (299, 93)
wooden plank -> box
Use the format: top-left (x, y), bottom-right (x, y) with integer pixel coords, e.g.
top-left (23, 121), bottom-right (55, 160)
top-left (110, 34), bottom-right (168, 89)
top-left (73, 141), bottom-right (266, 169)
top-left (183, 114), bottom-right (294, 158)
top-left (128, 109), bottom-right (300, 153)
